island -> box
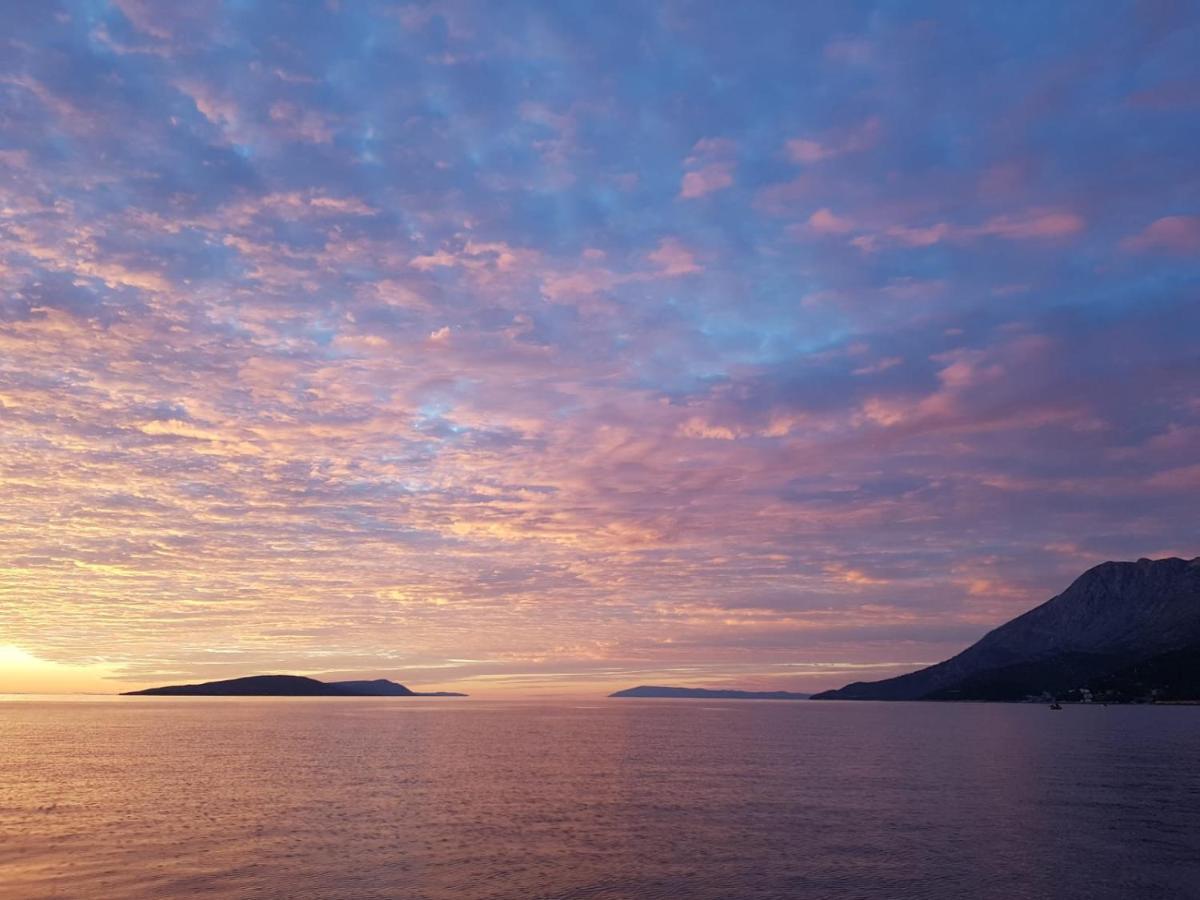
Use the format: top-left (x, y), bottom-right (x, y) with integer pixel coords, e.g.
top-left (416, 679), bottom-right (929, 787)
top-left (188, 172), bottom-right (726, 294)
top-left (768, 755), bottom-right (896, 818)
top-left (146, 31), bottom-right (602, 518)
top-left (122, 674), bottom-right (467, 697)
top-left (610, 685), bottom-right (810, 700)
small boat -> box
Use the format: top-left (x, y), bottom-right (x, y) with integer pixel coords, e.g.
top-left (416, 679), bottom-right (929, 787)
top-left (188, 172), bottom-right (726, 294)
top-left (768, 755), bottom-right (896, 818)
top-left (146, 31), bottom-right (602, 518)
top-left (1049, 702), bottom-right (1063, 710)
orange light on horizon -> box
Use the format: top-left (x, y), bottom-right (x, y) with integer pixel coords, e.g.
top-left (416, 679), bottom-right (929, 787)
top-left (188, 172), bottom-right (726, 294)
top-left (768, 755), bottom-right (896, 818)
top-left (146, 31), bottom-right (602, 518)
top-left (0, 645), bottom-right (132, 695)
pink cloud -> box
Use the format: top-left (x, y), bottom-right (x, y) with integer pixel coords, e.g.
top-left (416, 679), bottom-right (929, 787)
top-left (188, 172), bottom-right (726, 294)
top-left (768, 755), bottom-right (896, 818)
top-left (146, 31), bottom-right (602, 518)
top-left (680, 138), bottom-right (736, 199)
top-left (681, 164), bottom-right (734, 199)
top-left (409, 250), bottom-right (457, 271)
top-left (786, 117), bottom-right (881, 165)
top-left (1147, 463), bottom-right (1200, 490)
top-left (886, 223), bottom-right (951, 246)
top-left (113, 0), bottom-right (223, 45)
top-left (647, 238), bottom-right (702, 276)
top-left (540, 239), bottom-right (700, 301)
top-left (806, 208), bottom-right (855, 234)
top-left (846, 210), bottom-right (1084, 252)
top-left (6, 76), bottom-right (98, 135)
top-left (541, 268), bottom-right (620, 301)
top-left (1121, 216), bottom-right (1200, 254)
top-left (859, 336), bottom-right (1069, 433)
top-left (308, 195), bottom-right (375, 215)
top-left (175, 78), bottom-right (263, 147)
top-left (973, 210), bottom-right (1085, 240)
top-left (409, 240), bottom-right (524, 274)
top-left (678, 417), bottom-right (740, 440)
top-left (786, 139), bottom-right (834, 164)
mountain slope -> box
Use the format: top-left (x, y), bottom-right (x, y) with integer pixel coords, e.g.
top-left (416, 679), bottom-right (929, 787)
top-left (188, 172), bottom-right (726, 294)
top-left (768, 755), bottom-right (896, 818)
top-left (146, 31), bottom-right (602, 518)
top-left (812, 557), bottom-right (1200, 701)
top-left (1087, 643), bottom-right (1200, 703)
top-left (328, 679), bottom-right (415, 696)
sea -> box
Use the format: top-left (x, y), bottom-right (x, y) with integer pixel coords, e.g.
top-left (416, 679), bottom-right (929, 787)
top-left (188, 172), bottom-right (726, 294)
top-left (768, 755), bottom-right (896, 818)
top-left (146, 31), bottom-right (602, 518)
top-left (2, 697), bottom-right (1198, 899)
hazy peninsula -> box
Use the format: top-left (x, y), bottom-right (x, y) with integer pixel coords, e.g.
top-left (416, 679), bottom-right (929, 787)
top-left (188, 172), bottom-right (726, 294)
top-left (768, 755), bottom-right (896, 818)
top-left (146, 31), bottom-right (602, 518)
top-left (610, 686), bottom-right (810, 700)
top-left (123, 674), bottom-right (467, 697)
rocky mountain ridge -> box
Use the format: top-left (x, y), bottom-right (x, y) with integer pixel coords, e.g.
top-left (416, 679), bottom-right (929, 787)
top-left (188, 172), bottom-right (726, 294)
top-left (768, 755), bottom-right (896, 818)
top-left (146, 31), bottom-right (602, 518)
top-left (813, 556), bottom-right (1200, 701)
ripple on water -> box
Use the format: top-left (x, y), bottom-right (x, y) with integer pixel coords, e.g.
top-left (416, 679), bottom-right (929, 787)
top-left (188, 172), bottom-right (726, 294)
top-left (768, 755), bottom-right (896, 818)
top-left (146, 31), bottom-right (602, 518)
top-left (1, 700), bottom-right (1199, 899)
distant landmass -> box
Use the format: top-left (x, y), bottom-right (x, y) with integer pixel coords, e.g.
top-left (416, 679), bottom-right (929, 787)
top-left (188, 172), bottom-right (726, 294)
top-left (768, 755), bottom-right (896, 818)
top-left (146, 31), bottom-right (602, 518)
top-left (610, 685), bottom-right (810, 700)
top-left (813, 557), bottom-right (1200, 703)
top-left (122, 675), bottom-right (467, 697)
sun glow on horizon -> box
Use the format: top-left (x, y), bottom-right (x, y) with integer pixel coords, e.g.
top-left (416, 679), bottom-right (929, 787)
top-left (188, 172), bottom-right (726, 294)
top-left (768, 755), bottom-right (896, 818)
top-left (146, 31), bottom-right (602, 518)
top-left (0, 645), bottom-right (132, 695)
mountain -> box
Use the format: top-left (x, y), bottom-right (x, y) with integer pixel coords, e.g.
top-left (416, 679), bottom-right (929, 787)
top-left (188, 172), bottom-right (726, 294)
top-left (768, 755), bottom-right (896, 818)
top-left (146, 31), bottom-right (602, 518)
top-left (122, 674), bottom-right (467, 697)
top-left (812, 556), bottom-right (1200, 702)
top-left (328, 679), bottom-right (415, 696)
top-left (124, 675), bottom-right (339, 696)
top-left (610, 685), bottom-right (810, 700)
top-left (330, 680), bottom-right (467, 697)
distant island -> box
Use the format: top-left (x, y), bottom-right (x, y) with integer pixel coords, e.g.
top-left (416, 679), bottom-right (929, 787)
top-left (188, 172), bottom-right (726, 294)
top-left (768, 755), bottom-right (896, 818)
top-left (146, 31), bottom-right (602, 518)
top-left (122, 675), bottom-right (467, 697)
top-left (813, 556), bottom-right (1200, 703)
top-left (610, 685), bottom-right (810, 700)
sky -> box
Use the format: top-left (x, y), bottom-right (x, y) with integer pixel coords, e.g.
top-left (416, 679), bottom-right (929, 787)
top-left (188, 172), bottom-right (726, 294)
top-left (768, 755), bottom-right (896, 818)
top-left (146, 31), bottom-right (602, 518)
top-left (1, 0), bottom-right (1198, 696)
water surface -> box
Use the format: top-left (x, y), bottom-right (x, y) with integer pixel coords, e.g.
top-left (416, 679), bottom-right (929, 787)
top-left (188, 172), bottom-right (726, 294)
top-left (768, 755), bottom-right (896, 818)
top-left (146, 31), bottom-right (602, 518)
top-left (2, 698), bottom-right (1198, 899)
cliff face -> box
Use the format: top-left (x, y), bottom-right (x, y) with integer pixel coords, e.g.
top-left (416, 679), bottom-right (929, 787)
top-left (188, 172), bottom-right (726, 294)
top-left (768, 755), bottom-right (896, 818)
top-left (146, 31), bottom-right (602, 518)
top-left (812, 557), bottom-right (1200, 701)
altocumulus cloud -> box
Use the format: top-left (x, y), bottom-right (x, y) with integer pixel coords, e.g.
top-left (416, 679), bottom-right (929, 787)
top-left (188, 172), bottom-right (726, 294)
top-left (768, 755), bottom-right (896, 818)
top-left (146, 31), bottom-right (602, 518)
top-left (0, 1), bottom-right (1197, 693)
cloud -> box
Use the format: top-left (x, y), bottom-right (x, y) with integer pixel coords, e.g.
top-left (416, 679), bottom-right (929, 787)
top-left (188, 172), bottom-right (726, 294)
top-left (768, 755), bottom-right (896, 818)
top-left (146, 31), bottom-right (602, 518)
top-left (177, 80), bottom-right (236, 127)
top-left (1121, 216), bottom-right (1200, 254)
top-left (0, 1), bottom-right (1197, 696)
top-left (112, 0), bottom-right (177, 40)
top-left (680, 165), bottom-right (734, 199)
top-left (973, 210), bottom-right (1085, 240)
top-left (825, 210), bottom-right (1084, 252)
top-left (786, 139), bottom-right (835, 164)
top-left (805, 208), bottom-right (855, 235)
top-left (679, 137), bottom-right (737, 199)
top-left (410, 241), bottom-right (523, 273)
top-left (268, 102), bottom-right (336, 145)
top-left (852, 356), bottom-right (903, 376)
top-left (785, 117), bottom-right (881, 165)
top-left (647, 237), bottom-right (702, 276)
top-left (884, 223), bottom-right (951, 247)
top-left (541, 238), bottom-right (700, 300)
top-left (410, 250), bottom-right (458, 271)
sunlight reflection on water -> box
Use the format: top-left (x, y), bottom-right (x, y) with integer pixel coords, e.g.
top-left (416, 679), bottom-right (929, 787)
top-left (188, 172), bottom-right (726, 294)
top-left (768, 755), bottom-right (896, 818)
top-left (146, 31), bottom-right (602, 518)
top-left (2, 699), bottom-right (1199, 899)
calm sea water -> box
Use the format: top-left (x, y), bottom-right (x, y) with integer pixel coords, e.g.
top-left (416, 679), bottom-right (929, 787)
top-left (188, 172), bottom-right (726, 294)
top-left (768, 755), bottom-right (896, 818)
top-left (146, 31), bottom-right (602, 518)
top-left (2, 698), bottom-right (1198, 899)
